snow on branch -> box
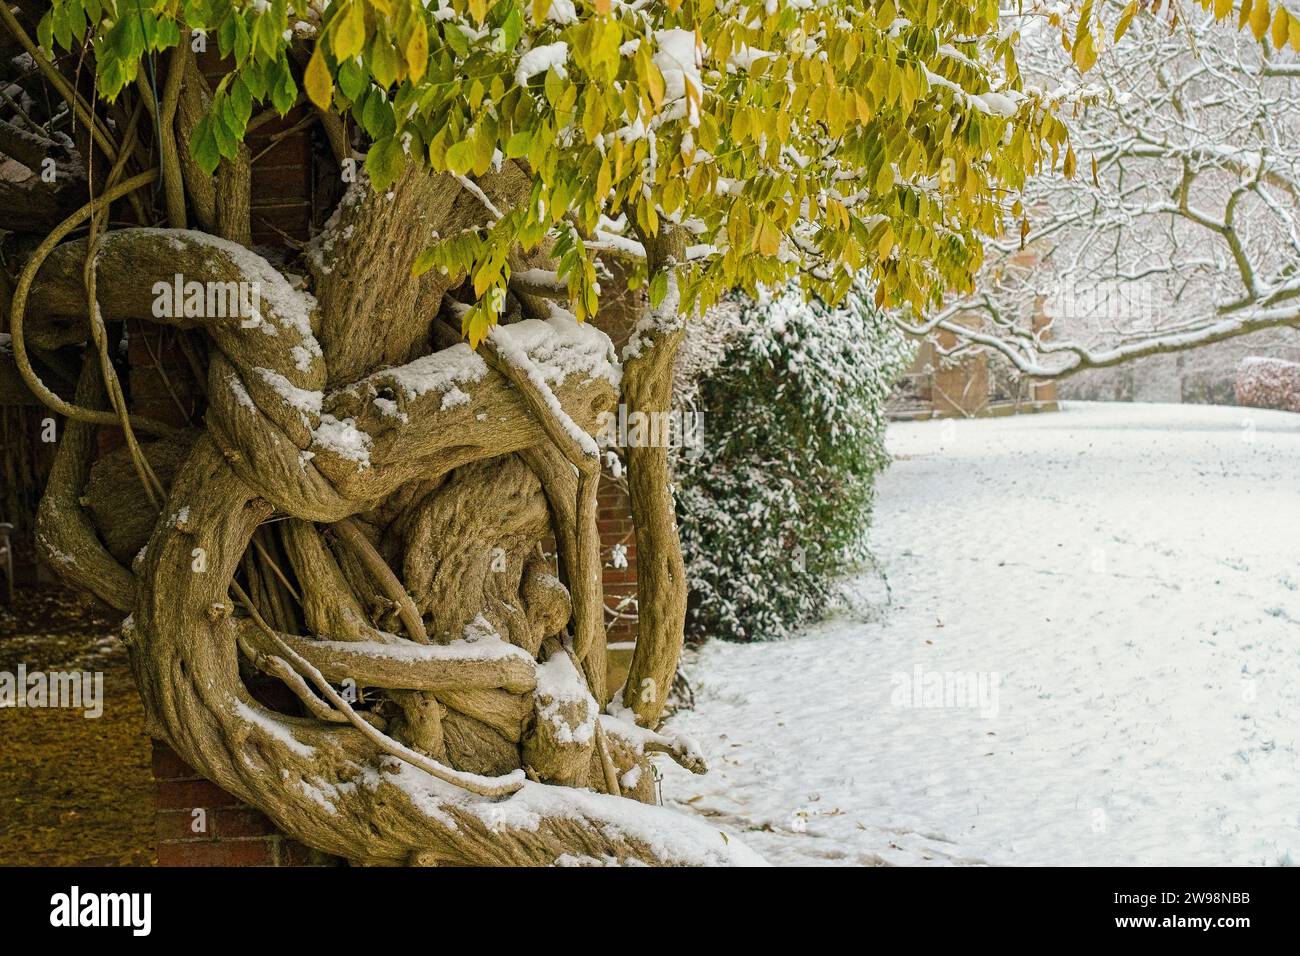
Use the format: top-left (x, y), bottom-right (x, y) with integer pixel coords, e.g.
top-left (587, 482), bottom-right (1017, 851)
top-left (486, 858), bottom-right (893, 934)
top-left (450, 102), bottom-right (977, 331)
top-left (905, 4), bottom-right (1300, 379)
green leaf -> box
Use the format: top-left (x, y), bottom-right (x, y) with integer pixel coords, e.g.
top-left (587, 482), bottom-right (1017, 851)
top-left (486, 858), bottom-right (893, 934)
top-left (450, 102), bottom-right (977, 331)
top-left (445, 22), bottom-right (470, 57)
top-left (52, 2), bottom-right (74, 50)
top-left (445, 138), bottom-right (477, 175)
top-left (242, 61), bottom-right (269, 100)
top-left (502, 6), bottom-right (524, 51)
top-left (505, 129), bottom-right (532, 158)
top-left (370, 34), bottom-right (400, 88)
top-left (412, 244), bottom-right (439, 277)
top-left (37, 11), bottom-right (54, 52)
top-left (337, 56), bottom-right (368, 101)
top-left (218, 15), bottom-right (236, 58)
top-left (359, 89), bottom-right (395, 139)
top-left (190, 114), bottom-right (220, 175)
top-left (269, 58), bottom-right (298, 114)
top-left (253, 7), bottom-right (281, 60)
top-left (233, 15), bottom-right (251, 65)
top-left (366, 135), bottom-right (405, 190)
top-left (229, 77), bottom-right (253, 128)
top-left (544, 67), bottom-right (564, 105)
top-left (212, 100), bottom-right (240, 160)
top-left (648, 270), bottom-right (668, 309)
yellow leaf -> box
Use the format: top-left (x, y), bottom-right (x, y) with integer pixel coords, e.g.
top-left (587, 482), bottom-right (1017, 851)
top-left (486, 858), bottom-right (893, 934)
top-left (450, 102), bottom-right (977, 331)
top-left (1063, 144), bottom-right (1077, 179)
top-left (1291, 13), bottom-right (1300, 52)
top-left (732, 106), bottom-right (750, 142)
top-left (1271, 6), bottom-right (1290, 47)
top-left (877, 224), bottom-right (894, 261)
top-left (467, 308), bottom-right (491, 348)
top-left (1073, 32), bottom-right (1096, 72)
top-left (642, 53), bottom-right (665, 109)
top-left (582, 92), bottom-right (606, 143)
top-left (595, 0), bottom-right (611, 14)
top-left (1250, 0), bottom-right (1271, 40)
top-left (304, 44), bottom-right (333, 110)
top-left (1114, 0), bottom-right (1138, 41)
top-left (845, 33), bottom-right (860, 68)
top-left (333, 0), bottom-right (366, 60)
top-left (405, 26), bottom-right (428, 84)
top-left (663, 177), bottom-right (685, 214)
top-left (1214, 0), bottom-right (1233, 20)
top-left (855, 92), bottom-right (873, 123)
top-left (596, 158), bottom-right (611, 201)
top-left (368, 0), bottom-right (393, 14)
top-left (875, 160), bottom-right (893, 195)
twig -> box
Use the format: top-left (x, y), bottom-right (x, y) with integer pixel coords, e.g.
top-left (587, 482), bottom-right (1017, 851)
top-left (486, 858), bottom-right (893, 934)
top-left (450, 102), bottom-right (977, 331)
top-left (6, 170), bottom-right (180, 437)
top-left (229, 580), bottom-right (523, 799)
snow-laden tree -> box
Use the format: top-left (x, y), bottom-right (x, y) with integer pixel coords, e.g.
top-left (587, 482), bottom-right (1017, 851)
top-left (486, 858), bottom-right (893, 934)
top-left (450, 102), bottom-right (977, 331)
top-left (903, 0), bottom-right (1300, 378)
top-left (2, 0), bottom-right (1288, 865)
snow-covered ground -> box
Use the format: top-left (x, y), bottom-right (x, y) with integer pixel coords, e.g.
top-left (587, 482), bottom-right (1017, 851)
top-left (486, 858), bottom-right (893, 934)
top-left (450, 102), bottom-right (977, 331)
top-left (662, 402), bottom-right (1300, 866)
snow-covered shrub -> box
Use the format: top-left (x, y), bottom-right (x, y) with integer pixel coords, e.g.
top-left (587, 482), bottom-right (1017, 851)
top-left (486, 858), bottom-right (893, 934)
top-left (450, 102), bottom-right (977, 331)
top-left (675, 289), bottom-right (913, 642)
top-left (1235, 357), bottom-right (1300, 413)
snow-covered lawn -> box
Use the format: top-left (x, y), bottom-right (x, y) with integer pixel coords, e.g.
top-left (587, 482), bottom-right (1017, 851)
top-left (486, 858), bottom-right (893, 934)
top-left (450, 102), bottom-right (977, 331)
top-left (662, 401), bottom-right (1300, 866)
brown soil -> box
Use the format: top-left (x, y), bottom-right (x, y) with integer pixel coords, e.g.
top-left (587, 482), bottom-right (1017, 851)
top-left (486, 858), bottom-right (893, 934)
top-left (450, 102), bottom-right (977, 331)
top-left (0, 585), bottom-right (155, 865)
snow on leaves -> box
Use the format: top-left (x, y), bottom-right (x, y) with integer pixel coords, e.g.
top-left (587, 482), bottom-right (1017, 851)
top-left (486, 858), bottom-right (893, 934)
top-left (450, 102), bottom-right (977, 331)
top-left (38, 0), bottom-right (1300, 348)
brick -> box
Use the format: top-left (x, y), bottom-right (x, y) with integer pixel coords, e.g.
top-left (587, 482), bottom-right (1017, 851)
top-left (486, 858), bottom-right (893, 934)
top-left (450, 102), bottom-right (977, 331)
top-left (250, 133), bottom-right (312, 167)
top-left (156, 809), bottom-right (209, 843)
top-left (156, 778), bottom-right (243, 811)
top-left (252, 203), bottom-right (314, 243)
top-left (214, 807), bottom-right (278, 839)
top-left (158, 838), bottom-right (276, 867)
top-left (246, 108), bottom-right (312, 137)
top-left (251, 162), bottom-right (313, 195)
top-left (151, 741), bottom-right (200, 781)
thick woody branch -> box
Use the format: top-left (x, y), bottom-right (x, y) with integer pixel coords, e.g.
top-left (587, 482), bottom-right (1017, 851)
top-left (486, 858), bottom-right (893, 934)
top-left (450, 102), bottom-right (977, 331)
top-left (237, 622), bottom-right (539, 695)
top-left (618, 228), bottom-right (688, 728)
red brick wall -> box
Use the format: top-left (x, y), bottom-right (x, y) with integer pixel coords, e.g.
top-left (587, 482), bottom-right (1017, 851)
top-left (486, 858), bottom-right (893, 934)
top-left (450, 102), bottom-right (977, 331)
top-left (598, 469), bottom-right (638, 646)
top-left (153, 740), bottom-right (340, 867)
top-left (246, 111), bottom-right (316, 246)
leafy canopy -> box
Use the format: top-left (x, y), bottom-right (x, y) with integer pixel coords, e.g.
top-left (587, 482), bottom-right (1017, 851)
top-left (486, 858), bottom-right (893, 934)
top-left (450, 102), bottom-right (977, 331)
top-left (37, 0), bottom-right (1299, 344)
